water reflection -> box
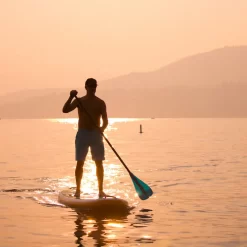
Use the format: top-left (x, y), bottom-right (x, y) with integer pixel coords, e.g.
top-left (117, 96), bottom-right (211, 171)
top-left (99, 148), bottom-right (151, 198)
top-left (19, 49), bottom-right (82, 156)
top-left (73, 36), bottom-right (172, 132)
top-left (74, 208), bottom-right (130, 247)
top-left (73, 207), bottom-right (154, 246)
top-left (132, 208), bottom-right (155, 244)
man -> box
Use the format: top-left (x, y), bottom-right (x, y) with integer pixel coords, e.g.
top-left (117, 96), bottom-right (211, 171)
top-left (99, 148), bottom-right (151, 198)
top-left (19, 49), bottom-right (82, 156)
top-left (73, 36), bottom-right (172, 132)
top-left (62, 78), bottom-right (108, 198)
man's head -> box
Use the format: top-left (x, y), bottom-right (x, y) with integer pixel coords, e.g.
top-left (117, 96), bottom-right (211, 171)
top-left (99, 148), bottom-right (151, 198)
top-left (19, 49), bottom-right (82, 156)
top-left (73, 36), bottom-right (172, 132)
top-left (85, 78), bottom-right (97, 95)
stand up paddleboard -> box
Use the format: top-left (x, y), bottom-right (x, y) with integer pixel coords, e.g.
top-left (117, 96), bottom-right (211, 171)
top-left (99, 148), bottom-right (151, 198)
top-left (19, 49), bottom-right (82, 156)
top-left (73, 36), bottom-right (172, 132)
top-left (58, 189), bottom-right (128, 209)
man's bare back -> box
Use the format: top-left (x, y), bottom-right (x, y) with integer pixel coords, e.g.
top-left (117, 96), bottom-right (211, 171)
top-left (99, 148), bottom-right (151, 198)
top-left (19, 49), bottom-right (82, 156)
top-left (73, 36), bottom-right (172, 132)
top-left (77, 96), bottom-right (106, 130)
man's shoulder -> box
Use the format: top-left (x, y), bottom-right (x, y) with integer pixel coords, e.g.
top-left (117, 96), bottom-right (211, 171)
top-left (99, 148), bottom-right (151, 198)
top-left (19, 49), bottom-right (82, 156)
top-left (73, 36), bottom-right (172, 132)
top-left (80, 96), bottom-right (87, 101)
top-left (95, 96), bottom-right (105, 104)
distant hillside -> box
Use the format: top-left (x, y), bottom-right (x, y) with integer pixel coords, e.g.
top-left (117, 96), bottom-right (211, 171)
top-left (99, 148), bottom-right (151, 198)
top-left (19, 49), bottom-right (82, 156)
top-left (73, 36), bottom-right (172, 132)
top-left (101, 46), bottom-right (247, 89)
top-left (0, 46), bottom-right (247, 118)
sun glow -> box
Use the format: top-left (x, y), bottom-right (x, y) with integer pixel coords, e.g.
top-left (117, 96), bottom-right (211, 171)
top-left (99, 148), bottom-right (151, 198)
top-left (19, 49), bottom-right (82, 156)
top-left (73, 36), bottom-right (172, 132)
top-left (47, 118), bottom-right (78, 124)
top-left (47, 118), bottom-right (140, 127)
top-left (107, 234), bottom-right (116, 239)
top-left (81, 161), bottom-right (98, 193)
top-left (47, 117), bottom-right (141, 136)
top-left (107, 222), bottom-right (124, 228)
top-left (47, 117), bottom-right (137, 196)
top-left (108, 118), bottom-right (139, 125)
top-left (143, 235), bottom-right (152, 238)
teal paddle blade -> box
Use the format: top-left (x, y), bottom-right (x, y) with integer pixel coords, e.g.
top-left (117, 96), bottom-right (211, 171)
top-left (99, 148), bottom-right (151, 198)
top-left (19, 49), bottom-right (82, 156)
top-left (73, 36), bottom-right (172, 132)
top-left (130, 172), bottom-right (153, 200)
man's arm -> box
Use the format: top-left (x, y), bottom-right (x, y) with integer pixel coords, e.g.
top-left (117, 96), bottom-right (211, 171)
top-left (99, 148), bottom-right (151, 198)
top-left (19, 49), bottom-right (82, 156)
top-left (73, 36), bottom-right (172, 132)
top-left (100, 101), bottom-right (108, 132)
top-left (62, 90), bottom-right (78, 113)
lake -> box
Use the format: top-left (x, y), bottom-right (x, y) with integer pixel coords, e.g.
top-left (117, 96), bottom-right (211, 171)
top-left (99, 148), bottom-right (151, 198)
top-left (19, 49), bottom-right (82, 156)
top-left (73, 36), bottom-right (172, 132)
top-left (0, 118), bottom-right (247, 246)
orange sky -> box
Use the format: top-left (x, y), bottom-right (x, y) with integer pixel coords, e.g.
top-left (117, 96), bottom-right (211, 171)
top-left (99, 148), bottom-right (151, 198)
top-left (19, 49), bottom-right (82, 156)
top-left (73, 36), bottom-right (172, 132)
top-left (1, 0), bottom-right (247, 94)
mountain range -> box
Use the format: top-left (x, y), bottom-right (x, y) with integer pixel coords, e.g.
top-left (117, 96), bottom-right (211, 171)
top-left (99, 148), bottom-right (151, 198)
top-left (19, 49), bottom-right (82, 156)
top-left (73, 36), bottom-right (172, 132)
top-left (1, 46), bottom-right (247, 118)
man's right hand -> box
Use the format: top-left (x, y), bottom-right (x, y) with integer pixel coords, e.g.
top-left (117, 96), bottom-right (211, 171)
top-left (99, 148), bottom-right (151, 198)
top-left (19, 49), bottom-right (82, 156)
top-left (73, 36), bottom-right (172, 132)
top-left (70, 90), bottom-right (78, 98)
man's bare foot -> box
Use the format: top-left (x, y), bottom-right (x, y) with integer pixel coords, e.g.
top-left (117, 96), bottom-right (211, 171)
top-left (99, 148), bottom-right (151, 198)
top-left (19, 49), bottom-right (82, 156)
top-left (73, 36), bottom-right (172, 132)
top-left (74, 190), bottom-right (81, 198)
top-left (98, 191), bottom-right (115, 198)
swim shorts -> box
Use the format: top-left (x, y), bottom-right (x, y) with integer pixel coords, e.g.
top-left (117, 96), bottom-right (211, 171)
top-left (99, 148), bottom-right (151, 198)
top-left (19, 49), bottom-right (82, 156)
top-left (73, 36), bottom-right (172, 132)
top-left (75, 129), bottom-right (105, 161)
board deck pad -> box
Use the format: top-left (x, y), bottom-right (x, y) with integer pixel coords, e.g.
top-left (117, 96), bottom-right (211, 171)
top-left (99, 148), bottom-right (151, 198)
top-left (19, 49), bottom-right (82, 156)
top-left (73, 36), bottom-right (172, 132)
top-left (58, 189), bottom-right (129, 209)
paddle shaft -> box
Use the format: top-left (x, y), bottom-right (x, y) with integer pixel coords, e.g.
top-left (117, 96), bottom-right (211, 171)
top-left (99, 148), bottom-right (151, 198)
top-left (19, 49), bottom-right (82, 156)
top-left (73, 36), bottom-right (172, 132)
top-left (75, 96), bottom-right (132, 175)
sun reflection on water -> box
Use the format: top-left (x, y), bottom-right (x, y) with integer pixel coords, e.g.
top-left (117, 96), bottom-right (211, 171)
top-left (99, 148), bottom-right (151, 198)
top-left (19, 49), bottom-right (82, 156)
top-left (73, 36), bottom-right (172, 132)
top-left (107, 223), bottom-right (124, 228)
top-left (107, 234), bottom-right (116, 239)
top-left (47, 118), bottom-right (140, 131)
top-left (48, 118), bottom-right (78, 124)
top-left (47, 118), bottom-right (141, 200)
top-left (57, 159), bottom-right (127, 197)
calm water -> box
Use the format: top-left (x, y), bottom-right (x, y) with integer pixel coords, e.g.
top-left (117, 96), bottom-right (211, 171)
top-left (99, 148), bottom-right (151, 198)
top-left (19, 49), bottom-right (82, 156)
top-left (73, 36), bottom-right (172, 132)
top-left (1, 118), bottom-right (247, 247)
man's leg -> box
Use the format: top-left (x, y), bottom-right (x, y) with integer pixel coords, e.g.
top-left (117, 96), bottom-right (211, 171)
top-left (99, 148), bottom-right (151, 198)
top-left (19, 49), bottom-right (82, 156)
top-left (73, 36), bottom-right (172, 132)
top-left (95, 160), bottom-right (104, 196)
top-left (75, 160), bottom-right (84, 197)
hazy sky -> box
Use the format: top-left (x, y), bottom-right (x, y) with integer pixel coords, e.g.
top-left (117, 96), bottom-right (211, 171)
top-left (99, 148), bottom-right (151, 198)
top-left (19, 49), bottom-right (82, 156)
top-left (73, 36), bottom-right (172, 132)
top-left (1, 0), bottom-right (247, 94)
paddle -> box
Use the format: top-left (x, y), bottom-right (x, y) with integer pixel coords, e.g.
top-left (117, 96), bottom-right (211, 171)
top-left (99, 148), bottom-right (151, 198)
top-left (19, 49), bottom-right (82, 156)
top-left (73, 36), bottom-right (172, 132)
top-left (74, 95), bottom-right (153, 200)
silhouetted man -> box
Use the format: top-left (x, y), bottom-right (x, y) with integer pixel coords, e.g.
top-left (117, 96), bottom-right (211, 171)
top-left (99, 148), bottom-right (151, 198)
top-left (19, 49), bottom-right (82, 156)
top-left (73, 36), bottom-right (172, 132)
top-left (62, 78), bottom-right (108, 198)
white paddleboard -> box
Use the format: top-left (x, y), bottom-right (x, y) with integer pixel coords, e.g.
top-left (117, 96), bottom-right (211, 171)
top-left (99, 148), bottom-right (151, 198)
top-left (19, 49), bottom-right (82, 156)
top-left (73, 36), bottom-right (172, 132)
top-left (58, 189), bottom-right (129, 209)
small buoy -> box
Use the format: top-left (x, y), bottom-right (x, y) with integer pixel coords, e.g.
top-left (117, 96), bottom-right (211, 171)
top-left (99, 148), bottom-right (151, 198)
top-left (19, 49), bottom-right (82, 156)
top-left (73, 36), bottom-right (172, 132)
top-left (140, 124), bottom-right (143, 134)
